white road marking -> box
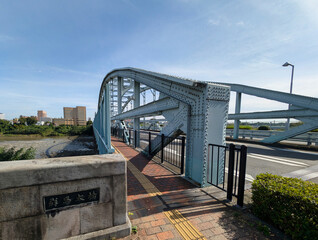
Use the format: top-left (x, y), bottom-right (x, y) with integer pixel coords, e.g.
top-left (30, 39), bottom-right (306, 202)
top-left (248, 154), bottom-right (307, 167)
top-left (283, 164), bottom-right (318, 181)
top-left (271, 146), bottom-right (318, 156)
top-left (249, 153), bottom-right (309, 166)
top-left (301, 172), bottom-right (318, 181)
top-left (225, 168), bottom-right (255, 182)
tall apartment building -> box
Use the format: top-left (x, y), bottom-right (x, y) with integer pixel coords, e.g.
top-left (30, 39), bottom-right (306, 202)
top-left (63, 106), bottom-right (86, 126)
top-left (37, 110), bottom-right (47, 121)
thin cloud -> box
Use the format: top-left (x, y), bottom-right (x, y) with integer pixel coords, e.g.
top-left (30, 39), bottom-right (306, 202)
top-left (236, 21), bottom-right (245, 26)
top-left (0, 35), bottom-right (14, 42)
top-left (208, 19), bottom-right (220, 26)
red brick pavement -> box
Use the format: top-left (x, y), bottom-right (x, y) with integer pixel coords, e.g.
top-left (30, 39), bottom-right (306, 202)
top-left (112, 137), bottom-right (282, 240)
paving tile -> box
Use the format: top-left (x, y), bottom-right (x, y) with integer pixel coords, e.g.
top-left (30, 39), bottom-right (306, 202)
top-left (147, 234), bottom-right (159, 240)
top-left (201, 229), bottom-right (214, 237)
top-left (153, 213), bottom-right (166, 220)
top-left (151, 219), bottom-right (166, 227)
top-left (146, 226), bottom-right (162, 235)
top-left (197, 221), bottom-right (214, 231)
top-left (156, 231), bottom-right (174, 240)
top-left (211, 226), bottom-right (226, 235)
top-left (160, 224), bottom-right (175, 232)
top-left (208, 234), bottom-right (228, 240)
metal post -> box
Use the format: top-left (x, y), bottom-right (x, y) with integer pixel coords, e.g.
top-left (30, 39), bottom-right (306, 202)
top-left (134, 81), bottom-right (140, 147)
top-left (134, 130), bottom-right (137, 148)
top-left (117, 77), bottom-right (122, 114)
top-left (161, 134), bottom-right (164, 163)
top-left (284, 63), bottom-right (294, 131)
top-left (227, 144), bottom-right (235, 201)
top-left (233, 92), bottom-right (241, 139)
top-left (237, 145), bottom-right (247, 207)
top-left (122, 129), bottom-right (125, 143)
top-left (148, 132), bottom-right (152, 155)
top-left (181, 136), bottom-right (186, 175)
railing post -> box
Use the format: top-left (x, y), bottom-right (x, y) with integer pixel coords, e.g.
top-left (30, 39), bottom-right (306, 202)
top-left (181, 136), bottom-right (186, 174)
top-left (307, 133), bottom-right (312, 146)
top-left (227, 144), bottom-right (235, 201)
top-left (122, 129), bottom-right (125, 143)
top-left (148, 132), bottom-right (152, 156)
top-left (134, 130), bottom-right (137, 148)
top-left (237, 145), bottom-right (247, 207)
top-left (161, 134), bottom-right (164, 163)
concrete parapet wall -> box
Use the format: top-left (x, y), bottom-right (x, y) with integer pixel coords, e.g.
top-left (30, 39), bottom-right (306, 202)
top-left (0, 154), bottom-right (131, 240)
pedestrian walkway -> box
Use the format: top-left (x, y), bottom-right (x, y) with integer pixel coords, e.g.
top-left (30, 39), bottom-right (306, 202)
top-left (111, 137), bottom-right (277, 240)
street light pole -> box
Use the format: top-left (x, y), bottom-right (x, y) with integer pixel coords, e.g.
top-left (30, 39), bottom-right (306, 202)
top-left (282, 62), bottom-right (294, 131)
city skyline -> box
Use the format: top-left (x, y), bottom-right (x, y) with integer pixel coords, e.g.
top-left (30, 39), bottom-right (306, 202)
top-left (1, 1), bottom-right (318, 120)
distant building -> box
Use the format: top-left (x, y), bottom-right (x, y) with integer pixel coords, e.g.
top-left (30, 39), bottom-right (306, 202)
top-left (0, 113), bottom-right (4, 120)
top-left (52, 118), bottom-right (75, 126)
top-left (63, 106), bottom-right (86, 126)
top-left (40, 117), bottom-right (52, 123)
top-left (37, 110), bottom-right (47, 121)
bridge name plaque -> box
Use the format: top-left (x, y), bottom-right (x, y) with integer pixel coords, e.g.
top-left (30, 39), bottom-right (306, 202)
top-left (43, 188), bottom-right (100, 212)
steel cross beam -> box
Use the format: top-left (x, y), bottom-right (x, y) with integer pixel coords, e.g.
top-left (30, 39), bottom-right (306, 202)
top-left (95, 68), bottom-right (230, 186)
top-left (217, 82), bottom-right (318, 143)
top-left (229, 109), bottom-right (318, 119)
top-left (111, 97), bottom-right (179, 120)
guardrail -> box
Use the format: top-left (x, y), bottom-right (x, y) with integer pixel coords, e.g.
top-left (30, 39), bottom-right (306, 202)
top-left (226, 129), bottom-right (318, 145)
top-left (111, 127), bottom-right (186, 174)
top-left (206, 143), bottom-right (247, 207)
top-left (93, 126), bottom-right (111, 154)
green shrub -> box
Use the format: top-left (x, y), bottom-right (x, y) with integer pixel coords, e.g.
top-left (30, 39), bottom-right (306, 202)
top-left (258, 125), bottom-right (271, 130)
top-left (252, 173), bottom-right (318, 239)
top-left (227, 124), bottom-right (253, 130)
top-left (0, 147), bottom-right (36, 161)
top-left (240, 125), bottom-right (253, 130)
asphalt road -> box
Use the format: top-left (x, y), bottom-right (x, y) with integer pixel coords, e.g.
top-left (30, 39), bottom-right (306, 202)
top-left (228, 141), bottom-right (318, 184)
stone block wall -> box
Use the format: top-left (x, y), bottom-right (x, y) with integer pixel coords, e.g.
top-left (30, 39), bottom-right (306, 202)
top-left (0, 154), bottom-right (131, 240)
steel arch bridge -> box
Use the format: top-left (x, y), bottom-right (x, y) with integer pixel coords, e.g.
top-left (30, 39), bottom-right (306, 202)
top-left (93, 67), bottom-right (318, 186)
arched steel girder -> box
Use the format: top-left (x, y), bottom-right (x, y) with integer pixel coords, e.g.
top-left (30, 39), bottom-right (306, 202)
top-left (95, 68), bottom-right (230, 187)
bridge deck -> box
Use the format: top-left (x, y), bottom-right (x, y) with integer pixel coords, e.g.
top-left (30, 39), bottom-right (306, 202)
top-left (111, 137), bottom-right (277, 240)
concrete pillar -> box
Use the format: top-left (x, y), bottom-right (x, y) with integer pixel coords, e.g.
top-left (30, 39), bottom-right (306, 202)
top-left (134, 81), bottom-right (140, 147)
top-left (233, 92), bottom-right (241, 139)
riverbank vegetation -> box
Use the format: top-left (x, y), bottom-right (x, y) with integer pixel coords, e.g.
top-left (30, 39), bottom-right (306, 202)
top-left (0, 147), bottom-right (35, 161)
top-left (0, 119), bottom-right (93, 137)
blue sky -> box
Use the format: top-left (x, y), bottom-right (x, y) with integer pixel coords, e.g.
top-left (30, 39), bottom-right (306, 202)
top-left (1, 0), bottom-right (318, 120)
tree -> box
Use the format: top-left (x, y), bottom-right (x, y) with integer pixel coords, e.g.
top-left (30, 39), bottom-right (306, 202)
top-left (86, 120), bottom-right (93, 126)
top-left (19, 116), bottom-right (27, 125)
top-left (0, 119), bottom-right (12, 133)
top-left (26, 116), bottom-right (37, 126)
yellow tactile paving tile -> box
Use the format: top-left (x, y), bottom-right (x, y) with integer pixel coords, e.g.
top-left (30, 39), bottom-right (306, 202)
top-left (111, 143), bottom-right (207, 240)
top-left (164, 210), bottom-right (206, 240)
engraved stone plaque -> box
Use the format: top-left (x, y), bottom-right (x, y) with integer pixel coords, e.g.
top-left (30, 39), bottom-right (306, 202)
top-left (43, 188), bottom-right (100, 212)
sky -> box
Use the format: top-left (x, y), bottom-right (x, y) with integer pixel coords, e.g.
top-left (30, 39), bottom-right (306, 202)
top-left (1, 0), bottom-right (318, 120)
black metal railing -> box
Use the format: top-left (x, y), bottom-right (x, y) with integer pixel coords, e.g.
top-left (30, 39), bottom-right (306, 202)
top-left (206, 143), bottom-right (247, 207)
top-left (111, 128), bottom-right (186, 174)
